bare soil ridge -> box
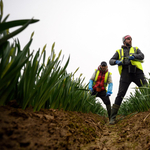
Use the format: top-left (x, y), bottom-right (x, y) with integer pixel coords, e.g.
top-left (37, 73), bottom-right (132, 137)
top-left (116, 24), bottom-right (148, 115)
top-left (0, 101), bottom-right (150, 150)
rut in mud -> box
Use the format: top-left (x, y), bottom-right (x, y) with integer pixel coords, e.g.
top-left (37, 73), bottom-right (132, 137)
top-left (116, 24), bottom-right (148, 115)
top-left (0, 101), bottom-right (150, 150)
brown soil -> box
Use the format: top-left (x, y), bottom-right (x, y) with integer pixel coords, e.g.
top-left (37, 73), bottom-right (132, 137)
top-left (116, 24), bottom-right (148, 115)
top-left (0, 101), bottom-right (150, 150)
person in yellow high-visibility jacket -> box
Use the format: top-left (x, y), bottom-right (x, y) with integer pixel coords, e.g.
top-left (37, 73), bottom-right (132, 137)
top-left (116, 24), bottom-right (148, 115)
top-left (109, 35), bottom-right (147, 125)
top-left (89, 61), bottom-right (113, 120)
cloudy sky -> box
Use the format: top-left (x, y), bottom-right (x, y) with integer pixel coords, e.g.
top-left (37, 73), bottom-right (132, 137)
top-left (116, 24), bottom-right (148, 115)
top-left (4, 0), bottom-right (150, 106)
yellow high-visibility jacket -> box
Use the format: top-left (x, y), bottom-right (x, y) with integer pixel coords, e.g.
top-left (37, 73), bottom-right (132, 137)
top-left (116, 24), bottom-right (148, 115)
top-left (117, 47), bottom-right (143, 75)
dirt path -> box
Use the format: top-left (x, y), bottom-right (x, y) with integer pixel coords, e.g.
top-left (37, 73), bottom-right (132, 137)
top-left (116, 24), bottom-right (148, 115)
top-left (82, 112), bottom-right (150, 150)
top-left (0, 102), bottom-right (150, 150)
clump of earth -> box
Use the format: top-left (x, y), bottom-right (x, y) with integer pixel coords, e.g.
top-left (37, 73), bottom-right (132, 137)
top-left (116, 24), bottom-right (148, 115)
top-left (0, 100), bottom-right (150, 150)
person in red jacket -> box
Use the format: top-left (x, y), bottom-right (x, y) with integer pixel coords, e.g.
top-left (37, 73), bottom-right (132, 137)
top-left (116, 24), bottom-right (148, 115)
top-left (89, 61), bottom-right (113, 120)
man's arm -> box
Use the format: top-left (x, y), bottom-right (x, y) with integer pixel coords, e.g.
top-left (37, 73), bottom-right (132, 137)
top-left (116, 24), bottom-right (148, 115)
top-left (133, 48), bottom-right (144, 60)
top-left (107, 74), bottom-right (113, 84)
top-left (89, 70), bottom-right (96, 91)
top-left (109, 52), bottom-right (119, 65)
top-left (106, 74), bottom-right (113, 96)
top-left (90, 70), bottom-right (96, 81)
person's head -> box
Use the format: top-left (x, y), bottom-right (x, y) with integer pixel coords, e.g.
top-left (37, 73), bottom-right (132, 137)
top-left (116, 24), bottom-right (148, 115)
top-left (122, 35), bottom-right (132, 46)
top-left (99, 61), bottom-right (108, 72)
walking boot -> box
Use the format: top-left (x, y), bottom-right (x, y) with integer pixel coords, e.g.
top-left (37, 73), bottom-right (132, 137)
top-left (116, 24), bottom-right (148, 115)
top-left (109, 104), bottom-right (120, 125)
top-left (106, 105), bottom-right (111, 120)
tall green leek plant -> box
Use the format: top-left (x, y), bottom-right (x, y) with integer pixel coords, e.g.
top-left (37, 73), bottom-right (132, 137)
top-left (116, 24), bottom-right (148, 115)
top-left (17, 42), bottom-right (70, 111)
top-left (0, 0), bottom-right (39, 105)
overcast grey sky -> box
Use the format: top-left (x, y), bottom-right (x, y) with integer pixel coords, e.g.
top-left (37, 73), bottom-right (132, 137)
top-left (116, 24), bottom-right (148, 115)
top-left (4, 0), bottom-right (150, 106)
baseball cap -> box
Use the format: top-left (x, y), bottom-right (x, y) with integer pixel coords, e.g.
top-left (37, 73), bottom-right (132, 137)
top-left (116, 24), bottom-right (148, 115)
top-left (101, 61), bottom-right (107, 66)
top-left (122, 35), bottom-right (132, 43)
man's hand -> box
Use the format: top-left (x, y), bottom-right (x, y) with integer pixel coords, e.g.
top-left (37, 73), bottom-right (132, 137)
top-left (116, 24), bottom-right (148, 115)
top-left (115, 60), bottom-right (122, 66)
top-left (128, 56), bottom-right (135, 60)
top-left (89, 87), bottom-right (93, 93)
top-left (106, 91), bottom-right (112, 96)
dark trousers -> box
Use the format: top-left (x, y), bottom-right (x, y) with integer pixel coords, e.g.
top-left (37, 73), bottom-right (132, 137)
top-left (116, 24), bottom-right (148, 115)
top-left (91, 90), bottom-right (111, 105)
top-left (115, 68), bottom-right (147, 106)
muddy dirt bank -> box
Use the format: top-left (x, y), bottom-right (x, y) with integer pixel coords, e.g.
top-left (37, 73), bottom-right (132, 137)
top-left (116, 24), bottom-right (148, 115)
top-left (0, 101), bottom-right (150, 150)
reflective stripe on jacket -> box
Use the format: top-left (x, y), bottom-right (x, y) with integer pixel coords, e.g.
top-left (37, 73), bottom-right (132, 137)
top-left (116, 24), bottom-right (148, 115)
top-left (93, 70), bottom-right (112, 89)
top-left (117, 47), bottom-right (143, 75)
